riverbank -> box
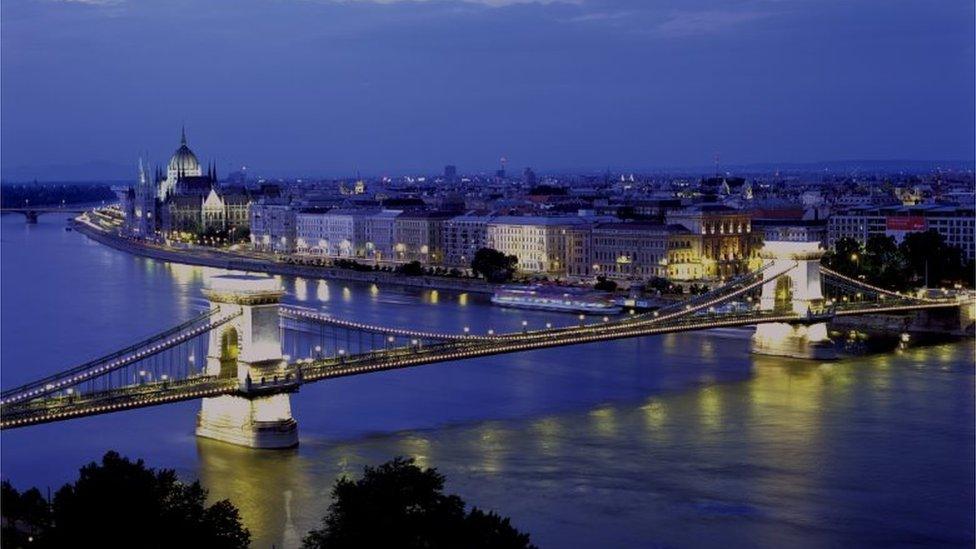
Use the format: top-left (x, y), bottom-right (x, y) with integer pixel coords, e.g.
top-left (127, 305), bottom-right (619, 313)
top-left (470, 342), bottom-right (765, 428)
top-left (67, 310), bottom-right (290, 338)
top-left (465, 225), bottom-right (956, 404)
top-left (72, 219), bottom-right (498, 295)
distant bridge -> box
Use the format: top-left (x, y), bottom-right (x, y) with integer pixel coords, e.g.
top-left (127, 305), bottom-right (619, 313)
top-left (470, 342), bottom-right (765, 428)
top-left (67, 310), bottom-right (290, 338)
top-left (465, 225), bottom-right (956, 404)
top-left (1, 240), bottom-right (971, 449)
top-left (1, 206), bottom-right (89, 223)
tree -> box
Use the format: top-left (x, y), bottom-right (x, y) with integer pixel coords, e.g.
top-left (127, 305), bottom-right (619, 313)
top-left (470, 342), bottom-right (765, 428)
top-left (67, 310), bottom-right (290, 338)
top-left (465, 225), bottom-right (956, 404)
top-left (1, 481), bottom-right (50, 547)
top-left (863, 234), bottom-right (908, 290)
top-left (1, 451), bottom-right (250, 549)
top-left (397, 261), bottom-right (424, 276)
top-left (647, 276), bottom-right (672, 294)
top-left (593, 276), bottom-right (618, 292)
top-left (302, 457), bottom-right (535, 549)
top-left (471, 248), bottom-right (518, 283)
top-left (899, 229), bottom-right (969, 287)
top-left (823, 237), bottom-right (863, 277)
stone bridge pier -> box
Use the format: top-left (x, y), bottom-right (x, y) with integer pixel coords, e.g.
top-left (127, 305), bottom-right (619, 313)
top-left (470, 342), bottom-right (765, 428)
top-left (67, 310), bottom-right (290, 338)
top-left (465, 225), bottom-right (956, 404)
top-left (196, 274), bottom-right (299, 449)
top-left (752, 240), bottom-right (837, 360)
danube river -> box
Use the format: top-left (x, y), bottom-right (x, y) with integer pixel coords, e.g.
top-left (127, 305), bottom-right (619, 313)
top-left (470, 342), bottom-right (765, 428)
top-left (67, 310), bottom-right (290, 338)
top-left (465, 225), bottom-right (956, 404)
top-left (2, 213), bottom-right (974, 548)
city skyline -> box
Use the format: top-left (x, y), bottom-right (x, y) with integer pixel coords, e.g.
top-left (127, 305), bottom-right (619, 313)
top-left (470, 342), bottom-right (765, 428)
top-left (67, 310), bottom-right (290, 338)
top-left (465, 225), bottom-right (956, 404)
top-left (2, 0), bottom-right (974, 181)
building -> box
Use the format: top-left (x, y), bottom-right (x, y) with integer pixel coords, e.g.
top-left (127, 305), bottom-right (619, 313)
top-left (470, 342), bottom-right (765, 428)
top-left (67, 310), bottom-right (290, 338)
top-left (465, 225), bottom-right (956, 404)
top-left (826, 206), bottom-right (885, 249)
top-left (665, 225), bottom-right (699, 280)
top-left (364, 210), bottom-right (402, 263)
top-left (295, 208), bottom-right (374, 257)
top-left (394, 211), bottom-right (454, 264)
top-left (486, 216), bottom-right (591, 276)
top-left (124, 129), bottom-right (252, 238)
top-left (128, 158), bottom-right (158, 237)
top-left (444, 165), bottom-right (458, 182)
top-left (665, 205), bottom-right (753, 280)
top-left (442, 214), bottom-right (493, 268)
top-left (250, 201), bottom-right (297, 253)
top-left (564, 224), bottom-right (593, 278)
top-left (159, 128), bottom-right (203, 201)
top-left (827, 205), bottom-right (976, 260)
top-left (753, 219), bottom-right (827, 247)
top-left (589, 222), bottom-right (670, 280)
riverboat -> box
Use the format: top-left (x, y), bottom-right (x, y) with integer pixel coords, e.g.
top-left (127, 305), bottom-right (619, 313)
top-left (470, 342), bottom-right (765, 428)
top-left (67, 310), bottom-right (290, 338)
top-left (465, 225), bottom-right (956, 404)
top-left (491, 285), bottom-right (621, 314)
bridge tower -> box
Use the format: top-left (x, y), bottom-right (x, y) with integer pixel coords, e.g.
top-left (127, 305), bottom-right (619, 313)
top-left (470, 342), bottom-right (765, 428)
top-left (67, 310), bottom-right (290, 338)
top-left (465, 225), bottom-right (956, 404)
top-left (752, 240), bottom-right (837, 360)
top-left (196, 274), bottom-right (300, 449)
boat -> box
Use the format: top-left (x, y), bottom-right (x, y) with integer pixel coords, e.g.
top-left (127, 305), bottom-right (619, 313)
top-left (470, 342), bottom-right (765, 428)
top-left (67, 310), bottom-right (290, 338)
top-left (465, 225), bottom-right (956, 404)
top-left (491, 285), bottom-right (621, 314)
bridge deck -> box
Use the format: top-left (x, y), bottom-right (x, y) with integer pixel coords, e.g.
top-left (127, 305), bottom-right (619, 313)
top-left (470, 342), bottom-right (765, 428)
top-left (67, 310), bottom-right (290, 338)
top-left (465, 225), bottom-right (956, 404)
top-left (0, 254), bottom-right (968, 431)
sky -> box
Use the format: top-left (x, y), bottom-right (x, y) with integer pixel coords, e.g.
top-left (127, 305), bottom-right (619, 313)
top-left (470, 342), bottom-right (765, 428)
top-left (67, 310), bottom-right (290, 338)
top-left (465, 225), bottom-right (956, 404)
top-left (1, 0), bottom-right (974, 181)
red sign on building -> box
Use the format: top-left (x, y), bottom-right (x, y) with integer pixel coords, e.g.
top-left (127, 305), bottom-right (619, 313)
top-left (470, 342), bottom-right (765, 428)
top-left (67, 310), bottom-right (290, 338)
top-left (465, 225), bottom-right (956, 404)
top-left (886, 216), bottom-right (926, 231)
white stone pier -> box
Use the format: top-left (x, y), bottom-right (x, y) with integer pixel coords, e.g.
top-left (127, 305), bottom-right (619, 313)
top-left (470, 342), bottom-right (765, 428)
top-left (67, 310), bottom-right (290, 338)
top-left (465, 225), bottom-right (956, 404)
top-left (752, 240), bottom-right (837, 360)
top-left (195, 274), bottom-right (299, 449)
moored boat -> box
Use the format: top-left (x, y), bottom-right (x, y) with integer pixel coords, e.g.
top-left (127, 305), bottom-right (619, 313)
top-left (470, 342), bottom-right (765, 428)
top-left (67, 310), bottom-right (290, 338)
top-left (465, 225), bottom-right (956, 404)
top-left (491, 285), bottom-right (621, 314)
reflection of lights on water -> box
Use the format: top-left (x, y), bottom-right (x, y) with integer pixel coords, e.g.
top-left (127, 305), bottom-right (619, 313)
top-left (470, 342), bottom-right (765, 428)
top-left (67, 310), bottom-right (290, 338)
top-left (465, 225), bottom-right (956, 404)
top-left (316, 280), bottom-right (330, 302)
top-left (398, 436), bottom-right (432, 469)
top-left (700, 339), bottom-right (715, 359)
top-left (938, 345), bottom-right (955, 364)
top-left (342, 287), bottom-right (351, 302)
top-left (458, 293), bottom-right (468, 307)
top-left (697, 387), bottom-right (720, 430)
top-left (640, 400), bottom-right (667, 431)
top-left (531, 417), bottom-right (562, 453)
top-left (589, 407), bottom-right (617, 437)
top-left (370, 284), bottom-right (379, 297)
top-left (477, 425), bottom-right (506, 473)
top-left (294, 278), bottom-right (308, 301)
top-left (168, 263), bottom-right (201, 285)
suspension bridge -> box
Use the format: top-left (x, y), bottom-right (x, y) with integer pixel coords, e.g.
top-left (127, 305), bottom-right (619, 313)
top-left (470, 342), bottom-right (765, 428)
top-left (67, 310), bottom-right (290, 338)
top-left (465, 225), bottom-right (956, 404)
top-left (1, 240), bottom-right (971, 448)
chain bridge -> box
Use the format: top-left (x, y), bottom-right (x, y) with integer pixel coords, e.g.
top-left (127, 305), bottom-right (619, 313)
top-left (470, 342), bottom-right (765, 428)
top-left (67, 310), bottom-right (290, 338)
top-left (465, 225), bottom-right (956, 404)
top-left (2, 240), bottom-right (971, 448)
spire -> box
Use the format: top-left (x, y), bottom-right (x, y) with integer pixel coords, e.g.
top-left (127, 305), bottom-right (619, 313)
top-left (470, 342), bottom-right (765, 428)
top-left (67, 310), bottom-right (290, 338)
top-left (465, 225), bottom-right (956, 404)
top-left (181, 125), bottom-right (187, 146)
top-left (138, 157), bottom-right (146, 185)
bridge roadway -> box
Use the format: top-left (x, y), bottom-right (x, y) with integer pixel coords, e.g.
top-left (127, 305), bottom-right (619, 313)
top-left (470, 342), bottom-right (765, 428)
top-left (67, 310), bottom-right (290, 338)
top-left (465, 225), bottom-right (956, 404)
top-left (2, 297), bottom-right (964, 429)
top-left (1, 207), bottom-right (88, 213)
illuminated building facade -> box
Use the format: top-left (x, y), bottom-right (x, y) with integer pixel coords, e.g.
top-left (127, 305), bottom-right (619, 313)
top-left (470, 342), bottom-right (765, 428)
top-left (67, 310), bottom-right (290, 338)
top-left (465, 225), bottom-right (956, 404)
top-left (442, 214), bottom-right (493, 267)
top-left (250, 201), bottom-right (297, 253)
top-left (486, 216), bottom-right (590, 275)
top-left (666, 205), bottom-right (753, 280)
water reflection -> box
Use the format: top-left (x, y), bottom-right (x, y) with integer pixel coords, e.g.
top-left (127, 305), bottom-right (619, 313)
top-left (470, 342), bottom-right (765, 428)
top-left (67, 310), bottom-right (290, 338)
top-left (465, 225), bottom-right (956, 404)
top-left (196, 438), bottom-right (308, 548)
top-left (2, 215), bottom-right (973, 549)
top-left (316, 280), bottom-right (330, 302)
top-left (294, 278), bottom-right (308, 302)
top-left (227, 353), bottom-right (970, 547)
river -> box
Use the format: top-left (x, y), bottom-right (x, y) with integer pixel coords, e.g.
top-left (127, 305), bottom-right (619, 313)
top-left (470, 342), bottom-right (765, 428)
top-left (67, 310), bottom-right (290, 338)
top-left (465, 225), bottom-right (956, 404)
top-left (1, 212), bottom-right (973, 548)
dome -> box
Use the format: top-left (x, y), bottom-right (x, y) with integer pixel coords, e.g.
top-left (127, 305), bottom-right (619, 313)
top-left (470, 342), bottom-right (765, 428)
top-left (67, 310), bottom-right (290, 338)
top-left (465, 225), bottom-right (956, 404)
top-left (168, 128), bottom-right (201, 175)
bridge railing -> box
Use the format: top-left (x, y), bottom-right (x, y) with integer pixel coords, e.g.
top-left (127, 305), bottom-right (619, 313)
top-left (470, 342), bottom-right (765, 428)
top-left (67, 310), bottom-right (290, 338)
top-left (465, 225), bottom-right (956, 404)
top-left (0, 309), bottom-right (241, 407)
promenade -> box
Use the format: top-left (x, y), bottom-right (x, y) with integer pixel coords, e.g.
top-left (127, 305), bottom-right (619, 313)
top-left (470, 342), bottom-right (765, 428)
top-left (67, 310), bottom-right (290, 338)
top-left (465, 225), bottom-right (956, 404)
top-left (72, 218), bottom-right (497, 295)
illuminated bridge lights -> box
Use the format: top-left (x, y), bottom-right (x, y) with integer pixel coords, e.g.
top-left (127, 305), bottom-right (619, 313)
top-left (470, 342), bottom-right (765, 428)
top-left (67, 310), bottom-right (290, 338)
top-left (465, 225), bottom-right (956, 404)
top-left (2, 260), bottom-right (967, 430)
top-left (0, 312), bottom-right (240, 406)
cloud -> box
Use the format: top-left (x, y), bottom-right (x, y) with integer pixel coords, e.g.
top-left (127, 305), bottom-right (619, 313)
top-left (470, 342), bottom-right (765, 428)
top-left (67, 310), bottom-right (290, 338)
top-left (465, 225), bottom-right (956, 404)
top-left (326, 0), bottom-right (578, 5)
top-left (561, 10), bottom-right (633, 23)
top-left (655, 8), bottom-right (773, 37)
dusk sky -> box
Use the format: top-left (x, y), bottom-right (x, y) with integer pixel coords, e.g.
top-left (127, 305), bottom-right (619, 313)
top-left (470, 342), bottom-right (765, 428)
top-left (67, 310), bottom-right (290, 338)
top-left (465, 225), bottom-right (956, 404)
top-left (1, 0), bottom-right (974, 180)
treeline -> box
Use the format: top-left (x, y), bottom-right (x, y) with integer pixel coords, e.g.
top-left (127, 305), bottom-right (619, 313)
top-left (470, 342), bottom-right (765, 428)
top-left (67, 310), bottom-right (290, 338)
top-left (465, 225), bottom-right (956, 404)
top-left (2, 452), bottom-right (535, 549)
top-left (1, 184), bottom-right (116, 208)
top-left (824, 230), bottom-right (974, 290)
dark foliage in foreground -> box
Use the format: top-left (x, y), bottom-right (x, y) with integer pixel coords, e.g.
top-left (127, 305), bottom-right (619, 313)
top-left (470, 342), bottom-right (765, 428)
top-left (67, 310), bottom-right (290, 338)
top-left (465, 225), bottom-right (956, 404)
top-left (1, 451), bottom-right (249, 549)
top-left (302, 457), bottom-right (536, 549)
